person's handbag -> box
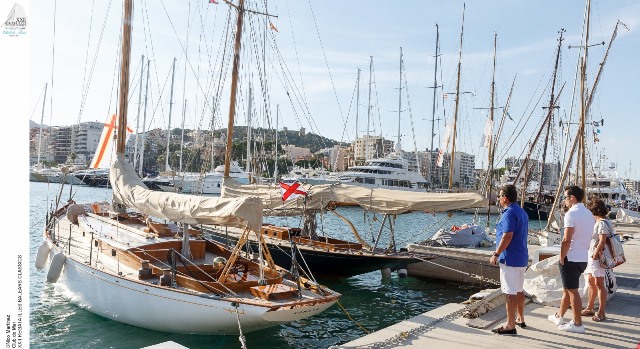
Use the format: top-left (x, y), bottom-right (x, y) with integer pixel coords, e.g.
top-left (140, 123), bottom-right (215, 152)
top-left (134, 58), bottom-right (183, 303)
top-left (598, 220), bottom-right (626, 269)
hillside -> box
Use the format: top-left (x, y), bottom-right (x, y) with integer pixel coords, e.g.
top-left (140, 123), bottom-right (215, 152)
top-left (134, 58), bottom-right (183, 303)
top-left (215, 126), bottom-right (348, 153)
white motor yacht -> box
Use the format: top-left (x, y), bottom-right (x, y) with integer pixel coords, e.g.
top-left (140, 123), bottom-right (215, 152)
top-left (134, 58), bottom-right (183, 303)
top-left (586, 155), bottom-right (628, 217)
top-left (334, 152), bottom-right (427, 191)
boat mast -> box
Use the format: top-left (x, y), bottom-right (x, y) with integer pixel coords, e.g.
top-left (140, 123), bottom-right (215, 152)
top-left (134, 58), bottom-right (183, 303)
top-left (397, 47), bottom-right (403, 151)
top-left (273, 104), bottom-right (279, 184)
top-left (138, 59), bottom-right (150, 177)
top-left (578, 0), bottom-right (592, 196)
top-left (365, 56), bottom-right (372, 161)
top-left (537, 29), bottom-right (564, 203)
top-left (448, 4), bottom-right (465, 190)
top-left (36, 83), bottom-right (48, 169)
top-left (245, 86), bottom-right (252, 173)
top-left (116, 0), bottom-right (133, 154)
top-left (429, 24), bottom-right (440, 189)
top-left (355, 68), bottom-right (360, 141)
top-left (180, 3), bottom-right (190, 174)
top-left (133, 55), bottom-right (144, 171)
top-left (165, 57), bottom-right (177, 171)
top-left (512, 30), bottom-right (565, 193)
top-left (223, 0), bottom-right (246, 178)
top-left (210, 95), bottom-right (216, 172)
top-left (179, 99), bottom-right (187, 173)
top-left (544, 0), bottom-right (607, 229)
top-left (484, 33), bottom-right (497, 224)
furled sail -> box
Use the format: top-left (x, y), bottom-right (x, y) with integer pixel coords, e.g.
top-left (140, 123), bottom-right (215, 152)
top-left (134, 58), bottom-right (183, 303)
top-left (222, 178), bottom-right (488, 215)
top-left (111, 154), bottom-right (263, 231)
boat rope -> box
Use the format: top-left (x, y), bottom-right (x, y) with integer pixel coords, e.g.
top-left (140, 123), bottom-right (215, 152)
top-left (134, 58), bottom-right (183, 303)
top-left (328, 208), bottom-right (373, 251)
top-left (414, 255), bottom-right (500, 287)
top-left (336, 300), bottom-right (370, 335)
top-left (329, 303), bottom-right (469, 349)
top-left (233, 302), bottom-right (248, 349)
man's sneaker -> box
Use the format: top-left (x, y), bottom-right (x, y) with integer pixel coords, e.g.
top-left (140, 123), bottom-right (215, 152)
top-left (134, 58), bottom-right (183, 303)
top-left (558, 320), bottom-right (585, 334)
top-left (547, 313), bottom-right (564, 326)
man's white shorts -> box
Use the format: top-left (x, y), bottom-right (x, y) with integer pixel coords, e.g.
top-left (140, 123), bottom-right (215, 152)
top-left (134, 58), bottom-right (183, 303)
top-left (499, 262), bottom-right (526, 295)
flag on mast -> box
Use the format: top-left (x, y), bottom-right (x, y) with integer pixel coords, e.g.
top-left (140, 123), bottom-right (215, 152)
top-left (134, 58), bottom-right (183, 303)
top-left (482, 118), bottom-right (494, 149)
top-left (90, 114), bottom-right (133, 169)
top-left (279, 181), bottom-right (307, 202)
top-left (437, 122), bottom-right (453, 167)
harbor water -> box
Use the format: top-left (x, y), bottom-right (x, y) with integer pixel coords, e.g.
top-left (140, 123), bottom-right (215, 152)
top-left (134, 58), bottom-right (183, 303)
top-left (28, 182), bottom-right (545, 349)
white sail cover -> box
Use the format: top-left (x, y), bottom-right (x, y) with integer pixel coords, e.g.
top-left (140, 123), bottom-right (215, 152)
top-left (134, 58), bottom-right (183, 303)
top-left (524, 255), bottom-right (616, 307)
top-left (111, 154), bottom-right (263, 232)
top-left (616, 208), bottom-right (640, 224)
top-left (222, 179), bottom-right (488, 215)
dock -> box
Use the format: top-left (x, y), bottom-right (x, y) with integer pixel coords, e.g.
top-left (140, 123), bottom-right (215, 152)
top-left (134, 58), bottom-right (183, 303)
top-left (335, 224), bottom-right (640, 349)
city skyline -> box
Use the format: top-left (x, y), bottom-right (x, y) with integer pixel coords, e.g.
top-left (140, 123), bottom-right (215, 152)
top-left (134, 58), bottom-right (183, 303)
top-left (19, 0), bottom-right (640, 180)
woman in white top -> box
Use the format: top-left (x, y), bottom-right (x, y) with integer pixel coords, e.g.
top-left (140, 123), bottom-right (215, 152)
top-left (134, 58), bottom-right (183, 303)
top-left (582, 197), bottom-right (612, 322)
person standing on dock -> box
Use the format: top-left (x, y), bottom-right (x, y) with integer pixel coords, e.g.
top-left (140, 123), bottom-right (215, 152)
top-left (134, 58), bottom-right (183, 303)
top-left (548, 185), bottom-right (594, 334)
top-left (582, 197), bottom-right (612, 322)
top-left (490, 184), bottom-right (529, 335)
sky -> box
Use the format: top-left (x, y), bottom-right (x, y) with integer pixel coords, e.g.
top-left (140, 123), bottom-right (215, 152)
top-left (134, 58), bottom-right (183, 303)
top-left (20, 0), bottom-right (640, 179)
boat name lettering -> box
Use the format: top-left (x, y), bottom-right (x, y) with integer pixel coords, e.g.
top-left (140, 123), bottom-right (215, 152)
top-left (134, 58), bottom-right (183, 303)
top-left (294, 307), bottom-right (319, 315)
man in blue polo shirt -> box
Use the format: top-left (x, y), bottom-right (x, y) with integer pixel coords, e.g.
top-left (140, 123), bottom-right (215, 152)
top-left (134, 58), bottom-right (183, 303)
top-left (490, 184), bottom-right (529, 335)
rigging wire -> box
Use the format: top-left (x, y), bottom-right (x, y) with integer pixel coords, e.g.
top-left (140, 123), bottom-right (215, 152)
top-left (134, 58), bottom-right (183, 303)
top-left (29, 85), bottom-right (47, 122)
top-left (338, 72), bottom-right (360, 144)
top-left (303, 0), bottom-right (345, 126)
top-left (401, 55), bottom-right (421, 171)
top-left (49, 0), bottom-right (57, 130)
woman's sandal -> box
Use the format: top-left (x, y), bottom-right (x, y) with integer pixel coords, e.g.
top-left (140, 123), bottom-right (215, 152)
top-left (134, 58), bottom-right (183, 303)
top-left (592, 314), bottom-right (606, 322)
top-left (581, 309), bottom-right (595, 316)
top-left (491, 326), bottom-right (517, 335)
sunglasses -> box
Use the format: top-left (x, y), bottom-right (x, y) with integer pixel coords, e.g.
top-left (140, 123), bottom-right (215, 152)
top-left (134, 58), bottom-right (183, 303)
top-left (562, 194), bottom-right (573, 200)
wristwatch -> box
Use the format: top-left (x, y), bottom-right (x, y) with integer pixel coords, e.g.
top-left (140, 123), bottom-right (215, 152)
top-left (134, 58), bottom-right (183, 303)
top-left (493, 252), bottom-right (500, 257)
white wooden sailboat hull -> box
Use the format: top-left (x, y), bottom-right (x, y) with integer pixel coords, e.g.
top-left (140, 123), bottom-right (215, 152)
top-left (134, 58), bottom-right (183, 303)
top-left (48, 245), bottom-right (335, 335)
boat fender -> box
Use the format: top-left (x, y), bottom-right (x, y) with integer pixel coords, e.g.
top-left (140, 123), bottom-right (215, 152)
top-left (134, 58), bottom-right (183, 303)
top-left (47, 252), bottom-right (66, 283)
top-left (66, 204), bottom-right (86, 225)
top-left (397, 268), bottom-right (408, 278)
top-left (380, 268), bottom-right (392, 278)
top-left (35, 241), bottom-right (50, 270)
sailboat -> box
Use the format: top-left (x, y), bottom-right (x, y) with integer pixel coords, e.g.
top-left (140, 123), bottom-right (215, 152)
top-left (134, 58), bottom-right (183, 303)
top-left (509, 29), bottom-right (566, 222)
top-left (215, 178), bottom-right (486, 277)
top-left (416, 5), bottom-right (495, 249)
top-left (35, 0), bottom-right (340, 336)
top-left (536, 4), bottom-right (624, 246)
top-left (211, 30), bottom-right (486, 277)
top-left (461, 33), bottom-right (506, 217)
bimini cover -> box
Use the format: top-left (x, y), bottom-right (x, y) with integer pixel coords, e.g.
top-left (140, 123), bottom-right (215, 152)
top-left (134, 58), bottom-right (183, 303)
top-left (110, 154), bottom-right (262, 232)
top-left (222, 178), bottom-right (487, 215)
